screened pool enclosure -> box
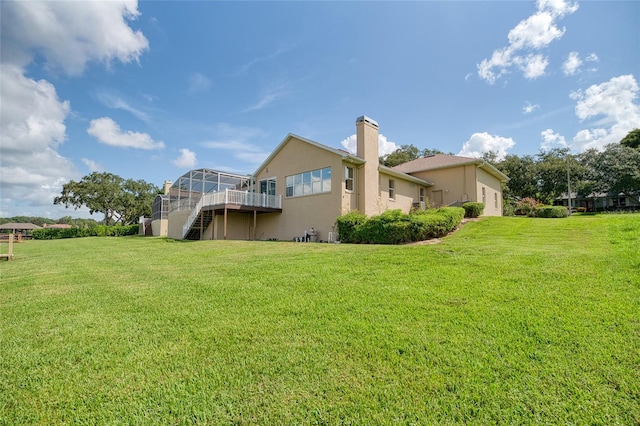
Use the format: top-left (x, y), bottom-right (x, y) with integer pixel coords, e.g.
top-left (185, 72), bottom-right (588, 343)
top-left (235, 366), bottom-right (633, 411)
top-left (152, 168), bottom-right (282, 240)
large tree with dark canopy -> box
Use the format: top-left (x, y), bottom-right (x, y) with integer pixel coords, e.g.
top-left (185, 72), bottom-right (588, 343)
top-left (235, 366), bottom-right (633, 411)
top-left (54, 172), bottom-right (159, 225)
top-left (620, 128), bottom-right (640, 150)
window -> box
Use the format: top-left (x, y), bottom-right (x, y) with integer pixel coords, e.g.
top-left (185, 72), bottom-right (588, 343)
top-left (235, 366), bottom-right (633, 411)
top-left (260, 178), bottom-right (276, 196)
top-left (285, 167), bottom-right (332, 198)
top-left (345, 166), bottom-right (354, 191)
top-left (419, 188), bottom-right (425, 202)
top-left (482, 187), bottom-right (486, 204)
top-left (612, 197), bottom-right (626, 207)
top-left (389, 179), bottom-right (395, 200)
top-left (494, 193), bottom-right (498, 209)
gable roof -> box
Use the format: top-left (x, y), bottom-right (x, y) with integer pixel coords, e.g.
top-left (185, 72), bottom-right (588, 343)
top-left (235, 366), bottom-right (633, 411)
top-left (392, 154), bottom-right (509, 182)
top-left (379, 165), bottom-right (434, 186)
top-left (254, 133), bottom-right (433, 187)
top-left (254, 133), bottom-right (365, 176)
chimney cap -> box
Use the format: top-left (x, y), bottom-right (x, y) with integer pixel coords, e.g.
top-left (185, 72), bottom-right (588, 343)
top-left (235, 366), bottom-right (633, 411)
top-left (356, 116), bottom-right (378, 128)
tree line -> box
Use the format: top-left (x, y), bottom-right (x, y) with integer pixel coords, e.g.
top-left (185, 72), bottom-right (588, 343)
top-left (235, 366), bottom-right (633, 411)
top-left (380, 129), bottom-right (640, 206)
top-left (14, 129), bottom-right (636, 225)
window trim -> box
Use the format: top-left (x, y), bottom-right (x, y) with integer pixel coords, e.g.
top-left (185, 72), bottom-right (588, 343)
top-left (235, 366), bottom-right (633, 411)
top-left (388, 179), bottom-right (395, 201)
top-left (285, 167), bottom-right (332, 198)
top-left (345, 166), bottom-right (355, 192)
top-left (259, 177), bottom-right (277, 196)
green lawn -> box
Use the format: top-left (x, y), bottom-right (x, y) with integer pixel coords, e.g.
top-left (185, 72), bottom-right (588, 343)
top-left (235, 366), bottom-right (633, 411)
top-left (1, 215), bottom-right (639, 424)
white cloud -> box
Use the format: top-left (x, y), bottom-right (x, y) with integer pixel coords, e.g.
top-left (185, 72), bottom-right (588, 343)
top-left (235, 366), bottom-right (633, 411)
top-left (585, 53), bottom-right (599, 63)
top-left (171, 149), bottom-right (197, 168)
top-left (477, 0), bottom-right (578, 84)
top-left (0, 1), bottom-right (149, 217)
top-left (523, 101), bottom-right (540, 114)
top-left (0, 64), bottom-right (80, 217)
top-left (187, 72), bottom-right (211, 94)
top-left (201, 123), bottom-right (270, 165)
top-left (339, 134), bottom-right (399, 157)
top-left (1, 1), bottom-right (148, 75)
top-left (458, 132), bottom-right (515, 160)
top-left (243, 82), bottom-right (289, 112)
top-left (507, 9), bottom-right (564, 50)
top-left (540, 128), bottom-right (568, 151)
top-left (0, 65), bottom-right (70, 155)
top-left (378, 135), bottom-right (399, 157)
top-left (563, 51), bottom-right (582, 75)
top-left (569, 74), bottom-right (640, 151)
top-left (516, 53), bottom-right (549, 79)
top-left (235, 46), bottom-right (292, 76)
top-left (87, 117), bottom-right (165, 150)
top-left (96, 91), bottom-right (152, 123)
top-left (81, 158), bottom-right (104, 172)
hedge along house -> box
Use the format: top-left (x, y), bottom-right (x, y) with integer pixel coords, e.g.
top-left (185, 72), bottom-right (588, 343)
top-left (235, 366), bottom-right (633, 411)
top-left (392, 154), bottom-right (509, 216)
top-left (152, 116), bottom-right (507, 241)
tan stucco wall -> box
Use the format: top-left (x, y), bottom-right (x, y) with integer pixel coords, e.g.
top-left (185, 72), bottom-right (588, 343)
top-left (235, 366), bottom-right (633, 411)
top-left (409, 165), bottom-right (477, 207)
top-left (378, 171), bottom-right (422, 213)
top-left (356, 119), bottom-right (380, 216)
top-left (253, 137), bottom-right (345, 241)
top-left (476, 167), bottom-right (503, 216)
top-left (167, 210), bottom-right (191, 239)
top-left (341, 161), bottom-right (359, 214)
top-left (151, 219), bottom-right (168, 237)
top-left (408, 164), bottom-right (503, 216)
top-left (208, 212), bottom-right (252, 240)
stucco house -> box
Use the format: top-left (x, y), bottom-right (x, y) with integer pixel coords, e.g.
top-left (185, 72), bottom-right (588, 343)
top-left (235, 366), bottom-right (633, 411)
top-left (392, 154), bottom-right (508, 216)
top-left (151, 116), bottom-right (507, 241)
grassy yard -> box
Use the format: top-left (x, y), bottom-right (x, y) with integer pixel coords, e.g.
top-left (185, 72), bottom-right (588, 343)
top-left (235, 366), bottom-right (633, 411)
top-left (1, 214), bottom-right (639, 424)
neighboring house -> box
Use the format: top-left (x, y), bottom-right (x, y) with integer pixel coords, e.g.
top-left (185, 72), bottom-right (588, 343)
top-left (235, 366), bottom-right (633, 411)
top-left (554, 192), bottom-right (640, 212)
top-left (151, 116), bottom-right (507, 241)
top-left (42, 224), bottom-right (72, 229)
top-left (392, 154), bottom-right (508, 216)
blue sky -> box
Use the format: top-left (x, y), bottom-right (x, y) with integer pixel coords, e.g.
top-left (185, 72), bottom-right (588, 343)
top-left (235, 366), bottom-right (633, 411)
top-left (1, 0), bottom-right (638, 219)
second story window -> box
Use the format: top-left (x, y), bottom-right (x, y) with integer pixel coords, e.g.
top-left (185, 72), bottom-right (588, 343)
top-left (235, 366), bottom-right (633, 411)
top-left (345, 166), bottom-right (354, 192)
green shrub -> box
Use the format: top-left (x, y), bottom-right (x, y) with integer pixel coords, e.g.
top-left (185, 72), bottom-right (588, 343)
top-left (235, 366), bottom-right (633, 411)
top-left (31, 228), bottom-right (61, 240)
top-left (409, 208), bottom-right (464, 241)
top-left (535, 206), bottom-right (569, 218)
top-left (32, 224), bottom-right (139, 239)
top-left (356, 210), bottom-right (412, 244)
top-left (503, 202), bottom-right (515, 216)
top-left (335, 211), bottom-right (367, 243)
top-left (336, 207), bottom-right (464, 244)
top-left (462, 202), bottom-right (485, 218)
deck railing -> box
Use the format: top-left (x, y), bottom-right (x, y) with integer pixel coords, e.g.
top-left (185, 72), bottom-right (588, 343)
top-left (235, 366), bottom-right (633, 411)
top-left (182, 190), bottom-right (282, 239)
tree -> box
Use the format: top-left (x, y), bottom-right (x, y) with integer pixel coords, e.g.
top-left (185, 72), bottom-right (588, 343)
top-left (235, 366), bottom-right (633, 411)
top-left (380, 144), bottom-right (421, 167)
top-left (620, 128), bottom-right (640, 150)
top-left (380, 145), bottom-right (445, 167)
top-left (54, 172), bottom-right (159, 225)
top-left (494, 154), bottom-right (539, 200)
top-left (535, 148), bottom-right (585, 204)
top-left (581, 144), bottom-right (640, 205)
